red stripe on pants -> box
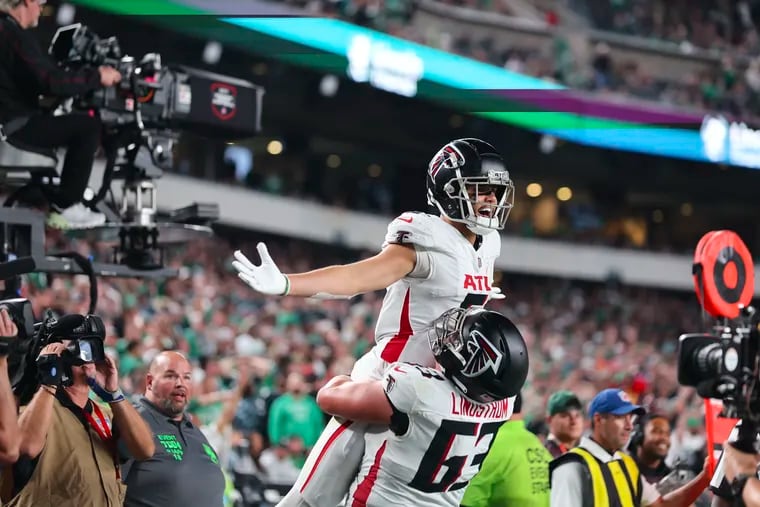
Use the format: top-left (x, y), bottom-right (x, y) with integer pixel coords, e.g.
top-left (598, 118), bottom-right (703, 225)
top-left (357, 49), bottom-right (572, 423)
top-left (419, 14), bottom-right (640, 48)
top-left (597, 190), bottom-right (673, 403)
top-left (351, 440), bottom-right (387, 507)
top-left (300, 420), bottom-right (353, 492)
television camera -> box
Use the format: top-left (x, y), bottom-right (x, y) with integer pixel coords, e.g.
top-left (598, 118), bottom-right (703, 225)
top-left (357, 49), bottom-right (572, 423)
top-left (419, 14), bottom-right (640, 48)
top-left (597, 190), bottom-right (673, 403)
top-left (42, 23), bottom-right (264, 272)
top-left (0, 296), bottom-right (108, 406)
top-left (676, 230), bottom-right (759, 452)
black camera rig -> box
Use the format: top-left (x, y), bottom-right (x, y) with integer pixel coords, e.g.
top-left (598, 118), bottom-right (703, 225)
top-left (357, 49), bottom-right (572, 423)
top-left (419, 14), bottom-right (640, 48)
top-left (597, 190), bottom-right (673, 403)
top-left (0, 23), bottom-right (264, 276)
top-left (677, 230), bottom-right (759, 452)
top-left (0, 294), bottom-right (108, 405)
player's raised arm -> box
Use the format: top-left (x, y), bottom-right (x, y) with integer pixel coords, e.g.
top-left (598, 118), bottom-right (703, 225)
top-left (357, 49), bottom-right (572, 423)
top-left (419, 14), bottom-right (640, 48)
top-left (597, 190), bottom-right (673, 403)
top-left (233, 242), bottom-right (416, 298)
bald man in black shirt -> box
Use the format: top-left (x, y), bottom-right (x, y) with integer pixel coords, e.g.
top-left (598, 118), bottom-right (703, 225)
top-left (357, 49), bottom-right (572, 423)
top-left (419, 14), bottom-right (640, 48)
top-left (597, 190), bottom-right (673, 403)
top-left (121, 352), bottom-right (226, 507)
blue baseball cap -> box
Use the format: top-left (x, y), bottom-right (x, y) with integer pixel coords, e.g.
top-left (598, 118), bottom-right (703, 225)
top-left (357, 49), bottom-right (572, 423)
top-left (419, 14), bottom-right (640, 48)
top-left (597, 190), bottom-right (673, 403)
top-left (588, 388), bottom-right (645, 419)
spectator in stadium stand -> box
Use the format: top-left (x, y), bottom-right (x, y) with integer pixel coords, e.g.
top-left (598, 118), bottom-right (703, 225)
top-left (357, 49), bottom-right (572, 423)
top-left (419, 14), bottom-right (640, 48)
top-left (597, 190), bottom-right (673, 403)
top-left (267, 372), bottom-right (324, 452)
top-left (545, 390), bottom-right (584, 458)
top-left (121, 351), bottom-right (226, 507)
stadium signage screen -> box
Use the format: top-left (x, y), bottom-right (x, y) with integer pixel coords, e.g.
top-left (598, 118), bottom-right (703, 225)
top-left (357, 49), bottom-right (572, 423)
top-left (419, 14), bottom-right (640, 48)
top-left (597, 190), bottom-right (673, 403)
top-left (69, 0), bottom-right (760, 169)
top-left (346, 34), bottom-right (424, 97)
top-left (701, 115), bottom-right (760, 168)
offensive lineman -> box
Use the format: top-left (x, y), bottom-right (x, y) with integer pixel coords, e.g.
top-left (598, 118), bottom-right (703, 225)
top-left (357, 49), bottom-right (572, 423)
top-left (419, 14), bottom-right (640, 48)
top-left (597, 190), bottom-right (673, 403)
top-left (233, 138), bottom-right (515, 506)
top-left (316, 306), bottom-right (529, 506)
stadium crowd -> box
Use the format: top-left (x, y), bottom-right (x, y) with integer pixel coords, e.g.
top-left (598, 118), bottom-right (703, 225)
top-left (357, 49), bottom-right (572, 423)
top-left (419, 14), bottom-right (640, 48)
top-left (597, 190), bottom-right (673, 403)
top-left (280, 0), bottom-right (760, 120)
top-left (25, 231), bottom-right (711, 502)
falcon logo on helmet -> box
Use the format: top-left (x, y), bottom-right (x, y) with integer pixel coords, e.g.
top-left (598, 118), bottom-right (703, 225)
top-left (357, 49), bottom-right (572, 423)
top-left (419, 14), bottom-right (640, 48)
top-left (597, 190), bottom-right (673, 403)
top-left (427, 307), bottom-right (529, 404)
top-left (461, 330), bottom-right (503, 378)
top-left (429, 144), bottom-right (464, 179)
top-left (426, 138), bottom-right (515, 236)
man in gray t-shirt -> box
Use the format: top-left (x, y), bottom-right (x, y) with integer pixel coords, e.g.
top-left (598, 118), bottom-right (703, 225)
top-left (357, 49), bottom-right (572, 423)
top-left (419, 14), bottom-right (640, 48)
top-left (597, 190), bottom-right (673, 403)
top-left (121, 351), bottom-right (225, 507)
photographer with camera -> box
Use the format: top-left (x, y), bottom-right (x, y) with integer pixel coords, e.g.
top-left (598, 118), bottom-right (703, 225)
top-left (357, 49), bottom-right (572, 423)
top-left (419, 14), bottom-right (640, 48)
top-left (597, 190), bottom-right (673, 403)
top-left (0, 0), bottom-right (121, 228)
top-left (0, 309), bottom-right (20, 469)
top-left (0, 335), bottom-right (154, 506)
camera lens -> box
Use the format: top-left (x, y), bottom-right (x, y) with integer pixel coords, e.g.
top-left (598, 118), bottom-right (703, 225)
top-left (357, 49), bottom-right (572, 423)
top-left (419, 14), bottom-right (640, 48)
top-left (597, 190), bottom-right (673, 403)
top-left (79, 341), bottom-right (92, 362)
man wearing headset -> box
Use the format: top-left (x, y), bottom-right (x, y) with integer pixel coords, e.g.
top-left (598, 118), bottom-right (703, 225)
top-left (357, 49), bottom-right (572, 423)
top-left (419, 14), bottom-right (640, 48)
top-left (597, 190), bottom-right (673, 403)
top-left (628, 415), bottom-right (674, 485)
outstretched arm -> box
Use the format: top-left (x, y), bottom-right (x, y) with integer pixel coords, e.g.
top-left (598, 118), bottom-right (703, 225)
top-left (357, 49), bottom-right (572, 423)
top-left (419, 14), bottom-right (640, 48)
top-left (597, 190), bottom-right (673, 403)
top-left (316, 375), bottom-right (394, 425)
top-left (654, 463), bottom-right (711, 507)
top-left (234, 242), bottom-right (416, 298)
top-left (0, 310), bottom-right (19, 464)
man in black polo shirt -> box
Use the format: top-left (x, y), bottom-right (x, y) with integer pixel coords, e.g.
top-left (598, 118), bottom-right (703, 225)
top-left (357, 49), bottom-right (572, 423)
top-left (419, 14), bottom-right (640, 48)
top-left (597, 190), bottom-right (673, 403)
top-left (122, 351), bottom-right (225, 507)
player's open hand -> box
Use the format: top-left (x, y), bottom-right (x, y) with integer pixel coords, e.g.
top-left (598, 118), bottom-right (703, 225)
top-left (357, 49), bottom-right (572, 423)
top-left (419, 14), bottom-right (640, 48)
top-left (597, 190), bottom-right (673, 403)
top-left (232, 243), bottom-right (289, 296)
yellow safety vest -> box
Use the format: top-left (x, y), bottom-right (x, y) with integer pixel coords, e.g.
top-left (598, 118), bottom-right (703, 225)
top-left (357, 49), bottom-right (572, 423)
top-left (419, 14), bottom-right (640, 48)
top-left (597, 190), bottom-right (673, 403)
top-left (550, 446), bottom-right (642, 507)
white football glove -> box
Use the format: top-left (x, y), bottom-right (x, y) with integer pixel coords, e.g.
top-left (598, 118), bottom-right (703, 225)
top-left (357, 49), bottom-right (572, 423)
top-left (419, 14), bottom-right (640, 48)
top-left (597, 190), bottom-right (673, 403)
top-left (489, 287), bottom-right (506, 300)
top-left (232, 243), bottom-right (289, 296)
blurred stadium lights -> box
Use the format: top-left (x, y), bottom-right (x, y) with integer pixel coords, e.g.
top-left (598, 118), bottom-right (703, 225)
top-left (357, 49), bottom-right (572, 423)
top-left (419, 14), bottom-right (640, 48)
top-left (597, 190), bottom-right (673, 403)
top-left (368, 164), bottom-right (382, 177)
top-left (556, 186), bottom-right (573, 202)
top-left (267, 140), bottom-right (283, 155)
top-left (539, 134), bottom-right (557, 154)
top-left (326, 154), bottom-right (341, 168)
top-left (55, 3), bottom-right (76, 25)
top-left (319, 75), bottom-right (340, 97)
top-left (202, 41), bottom-right (223, 65)
top-left (526, 183), bottom-right (543, 198)
top-left (680, 202), bottom-right (694, 217)
top-left (652, 209), bottom-right (664, 223)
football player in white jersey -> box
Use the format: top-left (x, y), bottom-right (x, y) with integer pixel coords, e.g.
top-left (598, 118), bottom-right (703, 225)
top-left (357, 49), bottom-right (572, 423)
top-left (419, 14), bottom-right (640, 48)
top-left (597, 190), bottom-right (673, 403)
top-left (316, 306), bottom-right (528, 507)
top-left (232, 138), bottom-right (515, 507)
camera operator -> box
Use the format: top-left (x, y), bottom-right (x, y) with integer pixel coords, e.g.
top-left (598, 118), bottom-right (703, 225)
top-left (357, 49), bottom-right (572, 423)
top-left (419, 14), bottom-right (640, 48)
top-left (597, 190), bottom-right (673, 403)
top-left (0, 0), bottom-right (121, 228)
top-left (0, 309), bottom-right (20, 467)
top-left (0, 340), bottom-right (155, 506)
top-left (709, 422), bottom-right (760, 507)
top-left (712, 437), bottom-right (760, 507)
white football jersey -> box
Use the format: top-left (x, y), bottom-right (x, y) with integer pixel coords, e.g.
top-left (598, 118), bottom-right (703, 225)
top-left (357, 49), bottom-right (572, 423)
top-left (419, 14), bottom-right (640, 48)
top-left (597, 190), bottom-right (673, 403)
top-left (374, 212), bottom-right (500, 366)
top-left (346, 362), bottom-right (514, 507)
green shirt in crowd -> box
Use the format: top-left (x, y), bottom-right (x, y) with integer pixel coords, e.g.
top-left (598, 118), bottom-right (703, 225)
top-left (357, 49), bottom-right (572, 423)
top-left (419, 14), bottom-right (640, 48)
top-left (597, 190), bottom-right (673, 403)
top-left (461, 419), bottom-right (552, 507)
top-left (267, 393), bottom-right (324, 449)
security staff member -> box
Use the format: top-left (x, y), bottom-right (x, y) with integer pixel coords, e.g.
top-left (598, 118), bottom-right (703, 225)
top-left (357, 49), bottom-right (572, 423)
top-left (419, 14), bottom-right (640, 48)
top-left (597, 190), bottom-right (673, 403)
top-left (462, 393), bottom-right (551, 507)
top-left (122, 351), bottom-right (225, 507)
top-left (0, 0), bottom-right (121, 227)
top-left (549, 388), bottom-right (710, 507)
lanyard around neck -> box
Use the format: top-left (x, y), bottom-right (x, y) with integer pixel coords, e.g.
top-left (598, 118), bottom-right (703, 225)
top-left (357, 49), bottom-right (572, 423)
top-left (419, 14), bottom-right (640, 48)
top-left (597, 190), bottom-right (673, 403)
top-left (82, 402), bottom-right (120, 480)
